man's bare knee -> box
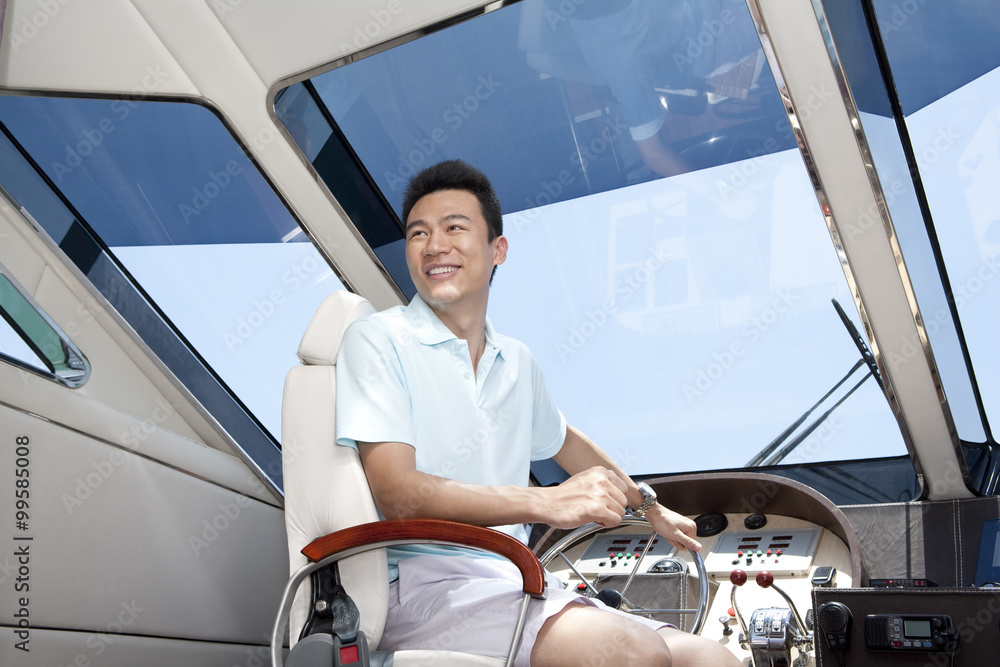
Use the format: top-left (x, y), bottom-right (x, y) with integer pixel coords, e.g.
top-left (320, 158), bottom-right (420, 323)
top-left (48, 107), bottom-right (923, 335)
top-left (532, 605), bottom-right (672, 666)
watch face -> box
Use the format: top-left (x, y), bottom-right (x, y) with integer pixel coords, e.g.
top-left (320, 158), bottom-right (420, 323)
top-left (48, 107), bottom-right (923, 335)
top-left (639, 482), bottom-right (656, 503)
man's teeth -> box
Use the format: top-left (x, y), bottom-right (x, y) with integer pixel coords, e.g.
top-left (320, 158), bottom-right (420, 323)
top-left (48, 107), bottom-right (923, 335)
top-left (429, 266), bottom-right (458, 275)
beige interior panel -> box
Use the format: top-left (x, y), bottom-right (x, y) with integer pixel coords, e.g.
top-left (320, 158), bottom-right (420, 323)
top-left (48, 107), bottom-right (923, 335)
top-left (207, 0), bottom-right (491, 87)
top-left (0, 407), bottom-right (288, 643)
top-left (0, 0), bottom-right (199, 95)
top-left (0, 627), bottom-right (274, 667)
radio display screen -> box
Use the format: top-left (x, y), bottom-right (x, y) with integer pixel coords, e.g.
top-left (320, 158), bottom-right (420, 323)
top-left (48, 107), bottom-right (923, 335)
top-left (904, 619), bottom-right (932, 638)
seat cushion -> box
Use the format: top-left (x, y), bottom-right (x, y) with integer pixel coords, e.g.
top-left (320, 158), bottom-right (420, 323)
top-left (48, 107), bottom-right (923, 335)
top-left (297, 290), bottom-right (375, 366)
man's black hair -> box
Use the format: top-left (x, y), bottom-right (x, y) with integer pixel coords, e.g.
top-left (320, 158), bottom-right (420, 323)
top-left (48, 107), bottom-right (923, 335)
top-left (402, 159), bottom-right (503, 241)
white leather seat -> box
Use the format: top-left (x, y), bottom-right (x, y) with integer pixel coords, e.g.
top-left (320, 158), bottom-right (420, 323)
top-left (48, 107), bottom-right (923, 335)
top-left (273, 290), bottom-right (545, 667)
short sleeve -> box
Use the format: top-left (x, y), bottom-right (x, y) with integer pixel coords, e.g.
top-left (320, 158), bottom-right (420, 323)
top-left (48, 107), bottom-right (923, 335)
top-left (335, 319), bottom-right (416, 449)
top-left (528, 354), bottom-right (567, 461)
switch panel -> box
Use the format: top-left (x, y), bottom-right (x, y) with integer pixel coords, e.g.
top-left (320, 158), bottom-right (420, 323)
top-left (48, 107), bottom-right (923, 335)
top-left (575, 533), bottom-right (677, 575)
top-left (704, 528), bottom-right (821, 576)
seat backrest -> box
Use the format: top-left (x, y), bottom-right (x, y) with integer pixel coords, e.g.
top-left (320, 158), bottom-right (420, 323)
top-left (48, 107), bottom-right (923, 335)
top-left (281, 290), bottom-right (384, 649)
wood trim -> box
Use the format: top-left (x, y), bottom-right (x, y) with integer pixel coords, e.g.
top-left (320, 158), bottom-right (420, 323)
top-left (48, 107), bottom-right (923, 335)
top-left (302, 519), bottom-right (547, 596)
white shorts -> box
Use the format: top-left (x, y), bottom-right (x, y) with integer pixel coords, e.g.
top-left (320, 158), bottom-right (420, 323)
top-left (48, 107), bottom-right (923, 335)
top-left (378, 555), bottom-right (668, 667)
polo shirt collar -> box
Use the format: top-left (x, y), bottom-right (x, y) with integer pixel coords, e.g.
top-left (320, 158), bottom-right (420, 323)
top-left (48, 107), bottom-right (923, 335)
top-left (405, 294), bottom-right (504, 358)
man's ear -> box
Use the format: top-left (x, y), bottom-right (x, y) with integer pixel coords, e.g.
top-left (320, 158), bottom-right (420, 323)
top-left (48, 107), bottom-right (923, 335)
top-left (493, 235), bottom-right (508, 267)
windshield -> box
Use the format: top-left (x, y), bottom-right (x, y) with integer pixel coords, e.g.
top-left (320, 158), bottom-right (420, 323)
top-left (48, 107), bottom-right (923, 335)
top-left (818, 0), bottom-right (999, 472)
top-left (277, 0), bottom-right (910, 478)
top-left (0, 97), bottom-right (344, 485)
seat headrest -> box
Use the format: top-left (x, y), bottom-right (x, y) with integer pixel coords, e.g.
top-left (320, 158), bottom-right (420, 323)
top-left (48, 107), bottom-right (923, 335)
top-left (297, 291), bottom-right (376, 366)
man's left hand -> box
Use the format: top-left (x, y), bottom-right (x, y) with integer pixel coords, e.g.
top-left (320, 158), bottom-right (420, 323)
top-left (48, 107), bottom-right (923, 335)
top-left (644, 504), bottom-right (702, 552)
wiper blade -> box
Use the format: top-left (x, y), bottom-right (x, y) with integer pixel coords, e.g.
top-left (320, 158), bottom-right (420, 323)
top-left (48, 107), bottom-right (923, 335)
top-left (744, 358), bottom-right (865, 467)
top-left (744, 299), bottom-right (884, 467)
top-left (760, 367), bottom-right (872, 467)
top-left (831, 297), bottom-right (884, 393)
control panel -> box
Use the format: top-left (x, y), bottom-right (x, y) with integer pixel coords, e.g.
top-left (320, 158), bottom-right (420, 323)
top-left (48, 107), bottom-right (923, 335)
top-left (865, 614), bottom-right (958, 652)
top-left (704, 528), bottom-right (821, 576)
top-left (574, 533), bottom-right (677, 575)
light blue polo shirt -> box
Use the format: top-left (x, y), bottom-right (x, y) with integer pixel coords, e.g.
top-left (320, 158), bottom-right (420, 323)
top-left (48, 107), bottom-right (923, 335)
top-left (335, 294), bottom-right (567, 577)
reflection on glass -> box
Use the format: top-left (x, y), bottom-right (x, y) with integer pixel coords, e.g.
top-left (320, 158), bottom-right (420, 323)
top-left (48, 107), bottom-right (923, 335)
top-left (0, 268), bottom-right (89, 386)
top-left (281, 0), bottom-right (908, 475)
top-left (860, 0), bottom-right (1000, 440)
top-left (310, 0), bottom-right (794, 217)
top-left (0, 97), bottom-right (343, 437)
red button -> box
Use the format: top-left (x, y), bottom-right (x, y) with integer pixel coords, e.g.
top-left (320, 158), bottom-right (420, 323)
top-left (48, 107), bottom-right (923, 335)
top-left (340, 645), bottom-right (360, 664)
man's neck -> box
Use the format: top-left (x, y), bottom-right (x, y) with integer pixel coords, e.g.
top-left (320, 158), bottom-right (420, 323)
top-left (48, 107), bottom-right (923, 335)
top-left (427, 298), bottom-right (489, 368)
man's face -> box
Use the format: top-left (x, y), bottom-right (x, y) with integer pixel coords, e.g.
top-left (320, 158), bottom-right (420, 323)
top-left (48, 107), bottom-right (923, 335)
top-left (404, 189), bottom-right (507, 314)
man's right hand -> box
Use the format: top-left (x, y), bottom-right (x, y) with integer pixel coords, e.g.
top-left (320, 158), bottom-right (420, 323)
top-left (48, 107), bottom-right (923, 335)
top-left (544, 466), bottom-right (629, 529)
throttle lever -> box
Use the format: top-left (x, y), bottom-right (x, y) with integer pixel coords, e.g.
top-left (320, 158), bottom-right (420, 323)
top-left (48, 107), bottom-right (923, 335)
top-left (729, 569), bottom-right (751, 645)
top-left (755, 571), bottom-right (810, 642)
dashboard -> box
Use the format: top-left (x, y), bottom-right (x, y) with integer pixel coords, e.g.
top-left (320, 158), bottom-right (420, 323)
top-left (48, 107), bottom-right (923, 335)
top-left (542, 512), bottom-right (854, 666)
top-left (535, 473), bottom-right (864, 666)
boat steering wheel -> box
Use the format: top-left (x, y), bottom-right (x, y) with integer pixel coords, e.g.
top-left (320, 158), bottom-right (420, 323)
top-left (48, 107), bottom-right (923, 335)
top-left (538, 517), bottom-right (709, 635)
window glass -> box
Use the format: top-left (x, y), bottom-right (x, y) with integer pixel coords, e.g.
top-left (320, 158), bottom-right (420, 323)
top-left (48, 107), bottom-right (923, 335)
top-left (0, 266), bottom-right (89, 386)
top-left (825, 2), bottom-right (1000, 443)
top-left (282, 0), bottom-right (910, 476)
top-left (886, 8), bottom-right (1000, 437)
top-left (827, 0), bottom-right (1000, 444)
top-left (0, 96), bottom-right (342, 443)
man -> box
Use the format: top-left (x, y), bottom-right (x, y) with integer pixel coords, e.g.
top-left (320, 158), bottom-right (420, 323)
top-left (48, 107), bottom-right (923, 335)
top-left (336, 159), bottom-right (740, 666)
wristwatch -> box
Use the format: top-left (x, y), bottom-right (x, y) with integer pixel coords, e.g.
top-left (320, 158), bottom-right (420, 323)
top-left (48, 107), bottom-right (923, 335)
top-left (628, 482), bottom-right (657, 518)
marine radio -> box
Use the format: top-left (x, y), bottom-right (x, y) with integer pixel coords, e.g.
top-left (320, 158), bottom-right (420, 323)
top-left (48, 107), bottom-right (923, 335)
top-left (864, 614), bottom-right (959, 652)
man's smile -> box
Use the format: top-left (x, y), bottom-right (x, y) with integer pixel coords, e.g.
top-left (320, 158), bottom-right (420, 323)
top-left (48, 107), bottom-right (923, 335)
top-left (427, 265), bottom-right (460, 278)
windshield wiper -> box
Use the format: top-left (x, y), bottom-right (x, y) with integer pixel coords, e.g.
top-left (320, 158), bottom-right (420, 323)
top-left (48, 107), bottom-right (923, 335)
top-left (744, 299), bottom-right (884, 467)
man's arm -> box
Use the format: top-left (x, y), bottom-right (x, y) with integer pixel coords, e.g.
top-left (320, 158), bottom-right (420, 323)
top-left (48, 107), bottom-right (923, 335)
top-left (358, 440), bottom-right (631, 530)
top-left (553, 424), bottom-right (702, 552)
